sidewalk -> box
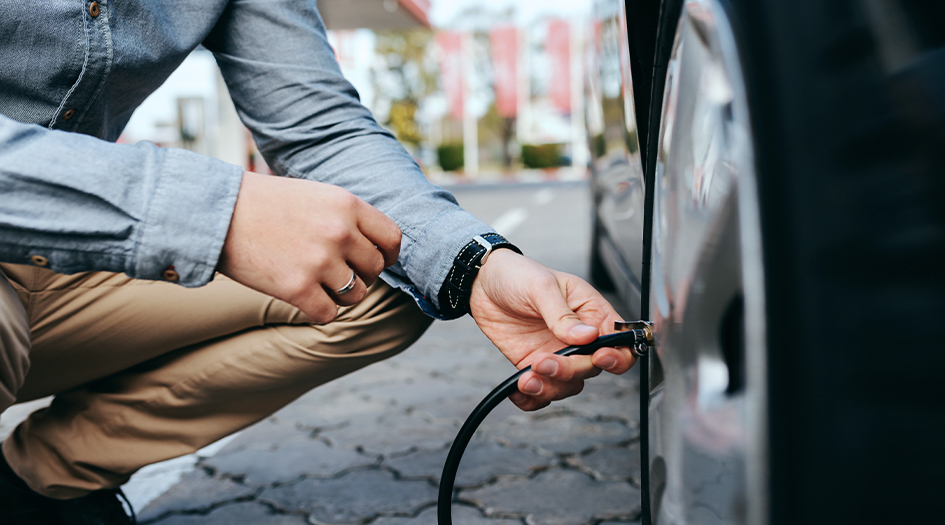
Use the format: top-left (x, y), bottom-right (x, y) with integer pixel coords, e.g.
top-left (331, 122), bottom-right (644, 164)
top-left (136, 313), bottom-right (642, 525)
top-left (425, 167), bottom-right (589, 188)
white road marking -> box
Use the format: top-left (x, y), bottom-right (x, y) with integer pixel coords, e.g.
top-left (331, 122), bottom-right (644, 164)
top-left (533, 188), bottom-right (555, 206)
top-left (0, 397), bottom-right (51, 441)
top-left (122, 433), bottom-right (239, 510)
top-left (490, 208), bottom-right (529, 236)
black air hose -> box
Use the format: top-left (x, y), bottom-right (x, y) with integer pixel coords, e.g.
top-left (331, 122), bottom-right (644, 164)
top-left (437, 329), bottom-right (648, 525)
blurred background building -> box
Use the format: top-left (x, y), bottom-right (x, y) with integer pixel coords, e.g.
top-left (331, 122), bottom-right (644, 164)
top-left (120, 0), bottom-right (595, 181)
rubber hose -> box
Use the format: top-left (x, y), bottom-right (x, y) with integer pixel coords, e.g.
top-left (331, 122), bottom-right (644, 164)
top-left (437, 331), bottom-right (641, 525)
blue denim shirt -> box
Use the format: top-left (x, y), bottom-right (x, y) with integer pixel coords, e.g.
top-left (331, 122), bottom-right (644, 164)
top-left (0, 0), bottom-right (492, 318)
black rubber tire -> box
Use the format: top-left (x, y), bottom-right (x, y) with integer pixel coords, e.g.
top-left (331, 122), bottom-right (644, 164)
top-left (589, 215), bottom-right (616, 291)
top-left (736, 2), bottom-right (945, 522)
top-left (633, 0), bottom-right (945, 523)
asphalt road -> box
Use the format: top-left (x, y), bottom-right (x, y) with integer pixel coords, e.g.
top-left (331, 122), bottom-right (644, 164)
top-left (452, 182), bottom-right (592, 279)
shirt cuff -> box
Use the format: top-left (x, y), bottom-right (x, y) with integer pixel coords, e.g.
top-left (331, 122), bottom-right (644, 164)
top-left (393, 206), bottom-right (493, 318)
top-left (131, 148), bottom-right (244, 287)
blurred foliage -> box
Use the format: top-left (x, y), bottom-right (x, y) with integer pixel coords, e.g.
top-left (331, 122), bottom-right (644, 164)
top-left (626, 127), bottom-right (639, 154)
top-left (591, 133), bottom-right (606, 158)
top-left (601, 95), bottom-right (625, 156)
top-left (437, 143), bottom-right (465, 171)
top-left (388, 101), bottom-right (422, 147)
top-left (598, 93), bottom-right (639, 157)
top-left (373, 30), bottom-right (438, 149)
top-left (521, 144), bottom-right (561, 169)
top-left (373, 30), bottom-right (439, 104)
top-left (479, 103), bottom-right (516, 168)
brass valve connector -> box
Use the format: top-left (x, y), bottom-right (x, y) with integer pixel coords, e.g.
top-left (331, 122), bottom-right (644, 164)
top-left (614, 320), bottom-right (654, 357)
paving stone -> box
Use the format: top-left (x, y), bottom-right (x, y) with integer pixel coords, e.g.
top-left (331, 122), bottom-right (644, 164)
top-left (413, 390), bottom-right (539, 429)
top-left (480, 414), bottom-right (634, 455)
top-left (476, 396), bottom-right (527, 421)
top-left (270, 390), bottom-right (391, 430)
top-left (385, 440), bottom-right (556, 488)
top-left (567, 444), bottom-right (641, 482)
top-left (388, 346), bottom-right (491, 377)
top-left (350, 377), bottom-right (483, 407)
top-left (213, 419), bottom-right (311, 456)
top-left (435, 359), bottom-right (517, 388)
top-left (388, 320), bottom-right (502, 377)
top-left (203, 439), bottom-right (376, 486)
top-left (553, 393), bottom-right (638, 423)
top-left (147, 501), bottom-right (307, 525)
top-left (412, 316), bottom-right (492, 347)
top-left (319, 412), bottom-right (457, 456)
top-left (409, 393), bottom-right (492, 422)
top-left (371, 504), bottom-right (521, 525)
top-left (552, 375), bottom-right (639, 423)
top-left (461, 469), bottom-right (641, 525)
top-left (342, 360), bottom-right (422, 387)
top-left (138, 470), bottom-right (256, 522)
top-left (259, 469), bottom-right (437, 524)
top-left (586, 368), bottom-right (639, 392)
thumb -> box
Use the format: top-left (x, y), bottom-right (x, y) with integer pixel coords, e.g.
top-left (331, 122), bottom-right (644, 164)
top-left (530, 278), bottom-right (600, 345)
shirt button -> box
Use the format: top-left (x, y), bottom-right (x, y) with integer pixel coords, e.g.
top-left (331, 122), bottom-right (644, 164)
top-left (161, 267), bottom-right (180, 282)
top-left (89, 2), bottom-right (100, 17)
top-left (62, 109), bottom-right (76, 120)
top-left (30, 255), bottom-right (48, 267)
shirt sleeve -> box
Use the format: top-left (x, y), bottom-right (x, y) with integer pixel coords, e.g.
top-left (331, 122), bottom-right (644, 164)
top-left (0, 113), bottom-right (244, 286)
top-left (202, 0), bottom-right (492, 317)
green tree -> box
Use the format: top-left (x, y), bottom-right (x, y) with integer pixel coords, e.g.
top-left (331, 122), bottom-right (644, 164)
top-left (372, 30), bottom-right (438, 149)
top-left (478, 103), bottom-right (516, 168)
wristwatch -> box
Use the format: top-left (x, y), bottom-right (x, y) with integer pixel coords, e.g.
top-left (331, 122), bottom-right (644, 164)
top-left (438, 233), bottom-right (522, 317)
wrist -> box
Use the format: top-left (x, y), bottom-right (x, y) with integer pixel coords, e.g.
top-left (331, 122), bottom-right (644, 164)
top-left (437, 233), bottom-right (521, 318)
top-left (475, 247), bottom-right (520, 284)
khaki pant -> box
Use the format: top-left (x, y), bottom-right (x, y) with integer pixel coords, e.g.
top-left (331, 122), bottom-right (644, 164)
top-left (0, 263), bottom-right (431, 499)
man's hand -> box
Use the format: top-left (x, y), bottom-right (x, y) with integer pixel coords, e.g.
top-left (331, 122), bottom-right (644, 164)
top-left (218, 172), bottom-right (401, 323)
top-left (469, 249), bottom-right (636, 411)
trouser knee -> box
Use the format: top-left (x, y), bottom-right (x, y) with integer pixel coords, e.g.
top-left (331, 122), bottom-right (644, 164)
top-left (0, 270), bottom-right (29, 413)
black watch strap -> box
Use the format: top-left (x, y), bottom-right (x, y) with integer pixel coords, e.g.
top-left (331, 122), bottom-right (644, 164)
top-left (438, 233), bottom-right (522, 318)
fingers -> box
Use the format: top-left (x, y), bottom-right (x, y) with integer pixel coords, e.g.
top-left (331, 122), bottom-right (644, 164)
top-left (507, 352), bottom-right (607, 411)
top-left (288, 285), bottom-right (340, 325)
top-left (356, 199), bottom-right (402, 268)
top-left (591, 346), bottom-right (637, 375)
top-left (218, 174), bottom-right (403, 322)
top-left (507, 346), bottom-right (637, 412)
top-left (509, 394), bottom-right (551, 412)
top-left (328, 226), bottom-right (385, 306)
top-left (509, 370), bottom-right (586, 411)
top-left (532, 353), bottom-right (602, 382)
top-left (528, 275), bottom-right (601, 346)
top-left (326, 269), bottom-right (367, 307)
top-left (343, 232), bottom-right (387, 288)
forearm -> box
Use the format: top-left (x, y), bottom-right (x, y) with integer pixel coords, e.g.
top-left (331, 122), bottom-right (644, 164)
top-left (0, 115), bottom-right (243, 285)
top-left (205, 0), bottom-right (492, 314)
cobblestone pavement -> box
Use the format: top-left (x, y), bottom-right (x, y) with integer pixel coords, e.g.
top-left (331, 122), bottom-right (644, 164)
top-left (138, 310), bottom-right (642, 525)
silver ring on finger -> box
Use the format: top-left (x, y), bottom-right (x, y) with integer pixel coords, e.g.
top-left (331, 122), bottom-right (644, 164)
top-left (334, 270), bottom-right (357, 296)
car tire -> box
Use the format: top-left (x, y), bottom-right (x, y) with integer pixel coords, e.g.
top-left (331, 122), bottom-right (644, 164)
top-left (589, 215), bottom-right (616, 291)
top-left (635, 1), bottom-right (945, 524)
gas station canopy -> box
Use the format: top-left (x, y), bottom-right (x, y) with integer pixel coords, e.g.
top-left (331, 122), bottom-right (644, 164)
top-left (318, 0), bottom-right (431, 30)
